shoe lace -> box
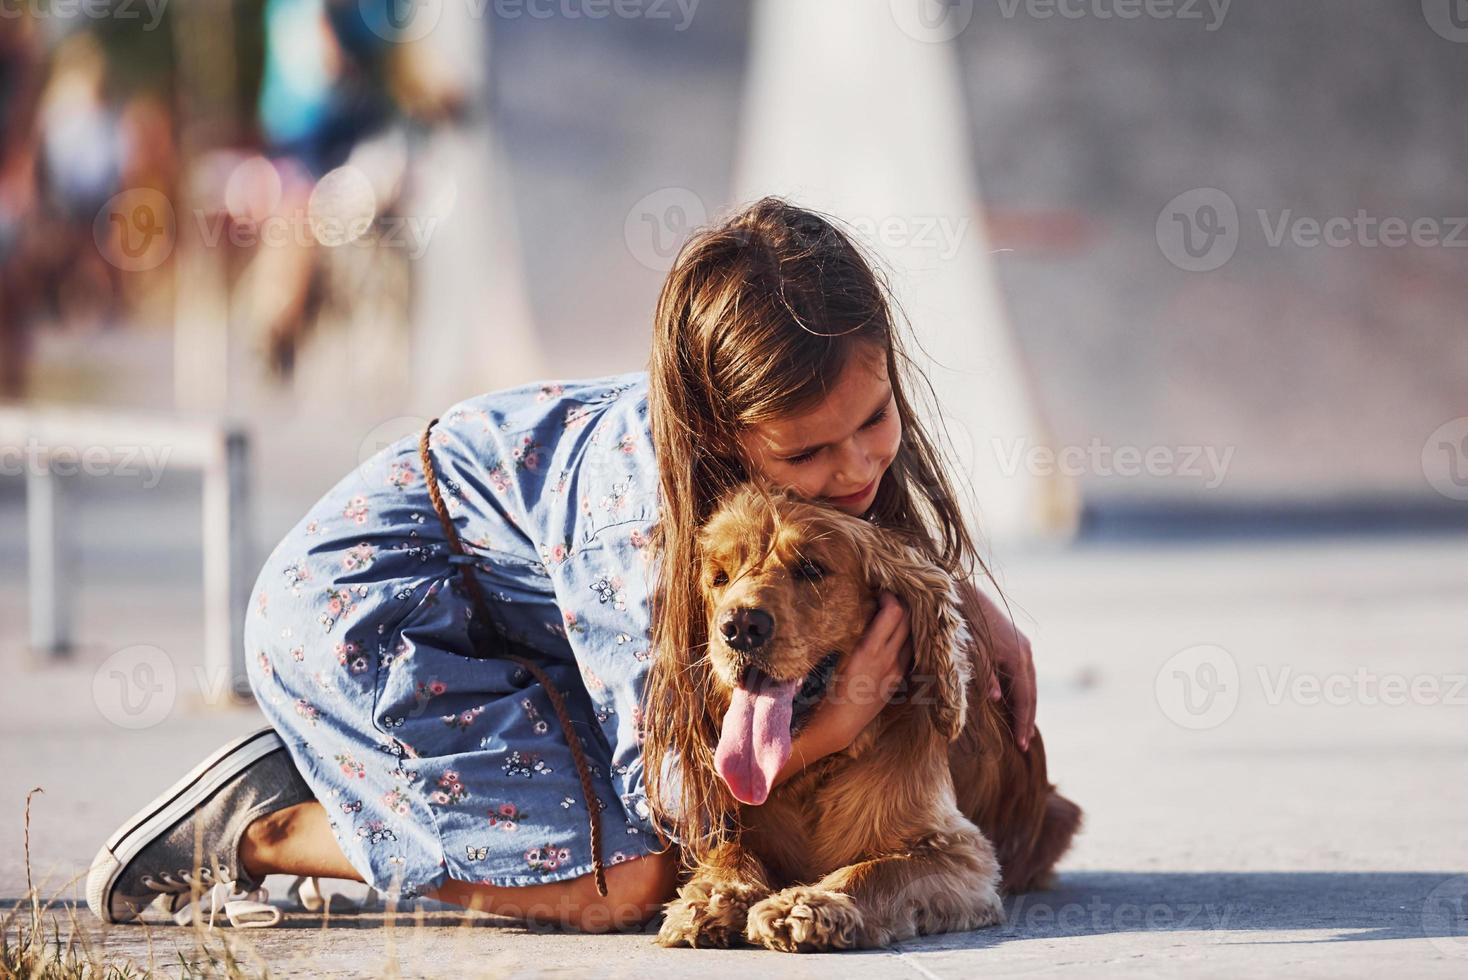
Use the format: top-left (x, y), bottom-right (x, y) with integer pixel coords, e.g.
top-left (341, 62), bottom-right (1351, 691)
top-left (142, 862), bottom-right (281, 929)
top-left (154, 873), bottom-right (382, 929)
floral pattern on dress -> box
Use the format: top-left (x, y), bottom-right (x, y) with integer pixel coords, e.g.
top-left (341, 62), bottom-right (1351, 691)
top-left (243, 372), bottom-right (667, 900)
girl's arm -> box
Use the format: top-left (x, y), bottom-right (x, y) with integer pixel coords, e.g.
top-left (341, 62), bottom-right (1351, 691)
top-left (770, 591), bottom-right (912, 788)
top-left (956, 578), bottom-right (1037, 750)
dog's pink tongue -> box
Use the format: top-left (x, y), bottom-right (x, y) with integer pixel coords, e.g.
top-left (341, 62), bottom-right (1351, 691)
top-left (715, 672), bottom-right (802, 806)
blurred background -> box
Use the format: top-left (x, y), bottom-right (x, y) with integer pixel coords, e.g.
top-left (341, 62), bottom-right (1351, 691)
top-left (1, 0), bottom-right (1465, 971)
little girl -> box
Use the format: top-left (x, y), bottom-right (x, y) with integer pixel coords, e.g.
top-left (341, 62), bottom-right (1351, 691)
top-left (87, 197), bottom-right (1039, 933)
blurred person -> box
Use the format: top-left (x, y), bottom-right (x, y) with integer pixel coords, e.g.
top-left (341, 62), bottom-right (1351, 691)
top-left (112, 93), bottom-right (180, 320)
top-left (241, 0), bottom-right (456, 380)
top-left (0, 16), bottom-right (44, 397)
top-left (22, 32), bottom-right (125, 331)
top-left (87, 198), bottom-right (1044, 933)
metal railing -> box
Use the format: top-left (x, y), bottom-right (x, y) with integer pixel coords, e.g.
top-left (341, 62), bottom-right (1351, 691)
top-left (1, 405), bottom-right (253, 701)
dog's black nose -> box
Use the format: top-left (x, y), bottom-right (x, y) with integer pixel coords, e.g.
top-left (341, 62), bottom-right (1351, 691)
top-left (720, 606), bottom-right (774, 652)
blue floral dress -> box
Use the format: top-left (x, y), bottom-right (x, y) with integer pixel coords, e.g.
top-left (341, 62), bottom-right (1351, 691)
top-left (243, 371), bottom-right (664, 899)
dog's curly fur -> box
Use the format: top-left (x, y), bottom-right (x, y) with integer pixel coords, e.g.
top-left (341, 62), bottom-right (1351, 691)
top-left (655, 485), bottom-right (1082, 952)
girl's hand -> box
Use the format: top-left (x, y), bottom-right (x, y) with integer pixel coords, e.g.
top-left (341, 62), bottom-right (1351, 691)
top-left (809, 591), bottom-right (913, 750)
top-left (966, 584), bottom-right (1037, 750)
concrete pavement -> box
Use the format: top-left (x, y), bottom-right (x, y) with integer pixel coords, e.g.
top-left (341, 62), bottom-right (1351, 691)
top-left (3, 530), bottom-right (1466, 977)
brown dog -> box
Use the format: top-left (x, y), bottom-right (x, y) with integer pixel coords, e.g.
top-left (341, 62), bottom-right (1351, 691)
top-left (654, 485), bottom-right (1081, 952)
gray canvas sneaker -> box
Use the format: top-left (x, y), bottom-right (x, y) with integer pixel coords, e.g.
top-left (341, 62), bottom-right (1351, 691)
top-left (86, 726), bottom-right (317, 925)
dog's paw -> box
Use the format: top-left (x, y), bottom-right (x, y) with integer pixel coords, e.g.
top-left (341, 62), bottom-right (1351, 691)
top-left (744, 886), bottom-right (863, 952)
top-left (655, 879), bottom-right (767, 948)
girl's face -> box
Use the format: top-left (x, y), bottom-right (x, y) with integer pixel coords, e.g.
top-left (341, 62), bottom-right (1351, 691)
top-left (737, 345), bottom-right (902, 517)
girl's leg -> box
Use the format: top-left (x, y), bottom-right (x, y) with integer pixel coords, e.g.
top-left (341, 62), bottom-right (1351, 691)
top-left (239, 801), bottom-right (679, 932)
top-left (240, 801), bottom-right (363, 881)
top-left (426, 850), bottom-right (679, 933)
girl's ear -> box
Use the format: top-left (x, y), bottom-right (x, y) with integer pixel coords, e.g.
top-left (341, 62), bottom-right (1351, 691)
top-left (852, 525), bottom-right (972, 741)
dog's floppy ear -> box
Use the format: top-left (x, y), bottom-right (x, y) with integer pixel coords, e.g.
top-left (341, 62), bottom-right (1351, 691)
top-left (851, 524), bottom-right (973, 741)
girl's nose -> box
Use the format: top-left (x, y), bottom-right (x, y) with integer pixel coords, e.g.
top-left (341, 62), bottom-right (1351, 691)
top-left (833, 439), bottom-right (873, 485)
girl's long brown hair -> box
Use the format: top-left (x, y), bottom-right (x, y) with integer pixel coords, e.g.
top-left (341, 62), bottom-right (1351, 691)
top-left (641, 195), bottom-right (997, 868)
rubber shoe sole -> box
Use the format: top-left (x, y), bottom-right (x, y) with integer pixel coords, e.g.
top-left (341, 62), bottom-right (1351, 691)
top-left (86, 726), bottom-right (285, 924)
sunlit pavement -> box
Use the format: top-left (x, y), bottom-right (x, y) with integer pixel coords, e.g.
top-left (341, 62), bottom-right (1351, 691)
top-left (3, 526), bottom-right (1466, 977)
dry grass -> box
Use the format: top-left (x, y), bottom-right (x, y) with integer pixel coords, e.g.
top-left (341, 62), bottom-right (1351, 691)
top-left (2, 786), bottom-right (551, 979)
top-left (0, 786), bottom-right (273, 979)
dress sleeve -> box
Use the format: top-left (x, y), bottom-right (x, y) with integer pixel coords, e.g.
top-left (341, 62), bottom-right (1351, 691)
top-left (534, 376), bottom-right (663, 834)
top-left (549, 513), bottom-right (660, 833)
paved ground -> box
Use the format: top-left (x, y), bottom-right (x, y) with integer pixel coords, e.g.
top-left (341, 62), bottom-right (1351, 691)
top-left (3, 530), bottom-right (1466, 977)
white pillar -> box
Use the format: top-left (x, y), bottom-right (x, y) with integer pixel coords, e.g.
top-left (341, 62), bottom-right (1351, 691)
top-left (732, 0), bottom-right (1074, 543)
top-left (26, 457), bottom-right (70, 657)
top-left (408, 7), bottom-right (544, 413)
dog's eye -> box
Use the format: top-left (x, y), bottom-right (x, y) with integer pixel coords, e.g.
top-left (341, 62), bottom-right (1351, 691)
top-left (710, 569), bottom-right (728, 587)
top-left (793, 559), bottom-right (825, 582)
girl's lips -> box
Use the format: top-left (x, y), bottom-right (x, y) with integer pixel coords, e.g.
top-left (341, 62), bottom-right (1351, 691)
top-left (827, 475), bottom-right (878, 506)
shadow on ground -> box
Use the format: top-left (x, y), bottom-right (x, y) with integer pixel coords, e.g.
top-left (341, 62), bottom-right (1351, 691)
top-left (891, 871), bottom-right (1468, 953)
top-left (6, 870), bottom-right (1464, 949)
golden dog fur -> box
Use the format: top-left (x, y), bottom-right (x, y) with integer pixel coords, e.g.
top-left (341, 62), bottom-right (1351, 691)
top-left (655, 486), bottom-right (1082, 952)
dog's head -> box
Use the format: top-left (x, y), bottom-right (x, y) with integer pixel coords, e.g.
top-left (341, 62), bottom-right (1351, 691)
top-left (696, 485), bottom-right (973, 805)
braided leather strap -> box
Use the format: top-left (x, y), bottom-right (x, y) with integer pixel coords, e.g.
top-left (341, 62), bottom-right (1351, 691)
top-left (418, 418), bottom-right (609, 897)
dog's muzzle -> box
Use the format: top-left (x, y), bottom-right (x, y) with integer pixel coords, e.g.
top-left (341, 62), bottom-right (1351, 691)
top-left (719, 606), bottom-right (774, 653)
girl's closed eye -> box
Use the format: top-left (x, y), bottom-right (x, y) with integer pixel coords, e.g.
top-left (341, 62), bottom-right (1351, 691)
top-left (781, 408), bottom-right (890, 465)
